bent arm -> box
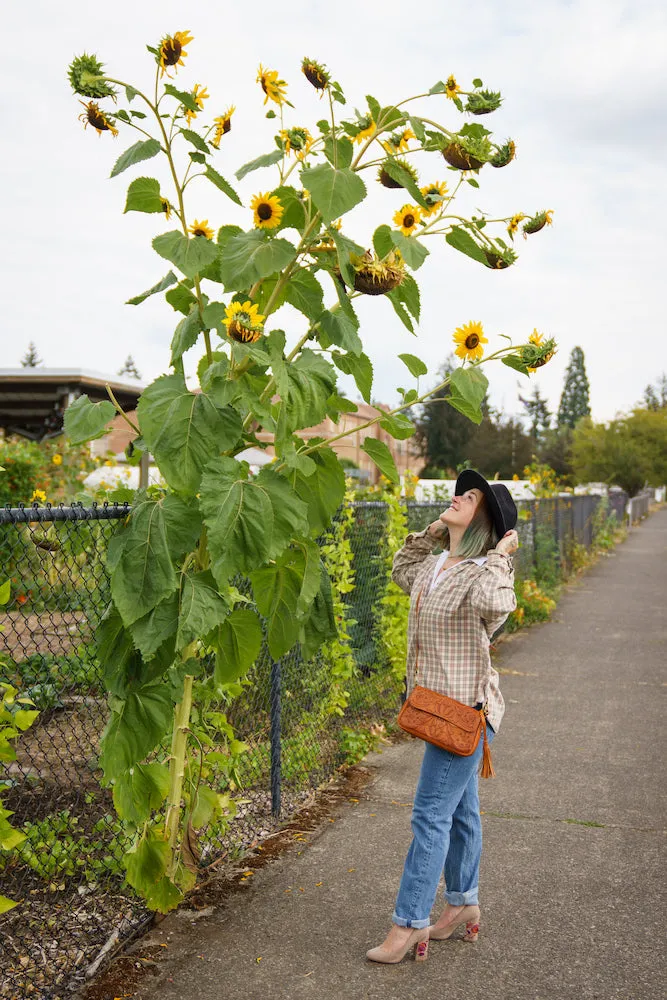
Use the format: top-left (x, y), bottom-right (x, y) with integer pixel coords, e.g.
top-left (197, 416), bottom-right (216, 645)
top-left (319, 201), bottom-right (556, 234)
top-left (391, 526), bottom-right (437, 595)
top-left (469, 550), bottom-right (517, 633)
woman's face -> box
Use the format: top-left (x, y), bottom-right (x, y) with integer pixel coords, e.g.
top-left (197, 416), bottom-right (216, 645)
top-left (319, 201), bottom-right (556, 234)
top-left (440, 488), bottom-right (484, 531)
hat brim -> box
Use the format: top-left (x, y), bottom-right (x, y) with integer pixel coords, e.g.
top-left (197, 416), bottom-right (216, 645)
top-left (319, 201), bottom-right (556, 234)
top-left (454, 469), bottom-right (514, 537)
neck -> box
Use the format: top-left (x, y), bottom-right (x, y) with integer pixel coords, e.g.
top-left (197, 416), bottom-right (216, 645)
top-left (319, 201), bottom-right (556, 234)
top-left (447, 526), bottom-right (466, 557)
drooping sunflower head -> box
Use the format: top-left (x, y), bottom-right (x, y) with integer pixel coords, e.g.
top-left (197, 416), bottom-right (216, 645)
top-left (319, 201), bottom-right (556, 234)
top-left (453, 321), bottom-right (488, 362)
top-left (189, 219), bottom-right (214, 240)
top-left (301, 57), bottom-right (330, 91)
top-left (491, 139), bottom-right (516, 168)
top-left (484, 246), bottom-right (518, 270)
top-left (251, 192), bottom-right (284, 230)
top-left (351, 250), bottom-right (406, 295)
top-left (507, 213), bottom-right (526, 237)
top-left (382, 127), bottom-right (416, 155)
top-left (393, 204), bottom-right (421, 237)
top-left (68, 53), bottom-right (117, 99)
top-left (519, 334), bottom-right (557, 372)
top-left (158, 30), bottom-right (194, 76)
top-left (257, 64), bottom-right (288, 106)
top-left (161, 198), bottom-right (172, 220)
top-left (212, 106), bottom-right (235, 148)
top-left (522, 210), bottom-right (554, 236)
top-left (420, 181), bottom-right (448, 217)
top-left (223, 300), bottom-right (266, 344)
top-left (184, 83), bottom-right (209, 125)
top-left (280, 127), bottom-right (313, 159)
top-left (465, 89), bottom-right (502, 115)
top-left (378, 157), bottom-right (419, 189)
top-left (352, 114), bottom-right (375, 144)
top-left (445, 75), bottom-right (462, 100)
top-left (78, 100), bottom-right (119, 137)
top-left (529, 329), bottom-right (544, 347)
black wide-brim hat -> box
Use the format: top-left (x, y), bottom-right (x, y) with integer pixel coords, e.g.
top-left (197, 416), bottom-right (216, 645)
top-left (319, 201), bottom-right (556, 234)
top-left (454, 469), bottom-right (518, 538)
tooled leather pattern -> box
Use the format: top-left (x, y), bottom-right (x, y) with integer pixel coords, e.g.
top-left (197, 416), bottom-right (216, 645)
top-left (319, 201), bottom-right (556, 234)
top-left (397, 692), bottom-right (483, 755)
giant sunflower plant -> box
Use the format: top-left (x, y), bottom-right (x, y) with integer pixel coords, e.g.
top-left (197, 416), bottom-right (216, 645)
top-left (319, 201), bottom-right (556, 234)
top-left (65, 38), bottom-right (556, 912)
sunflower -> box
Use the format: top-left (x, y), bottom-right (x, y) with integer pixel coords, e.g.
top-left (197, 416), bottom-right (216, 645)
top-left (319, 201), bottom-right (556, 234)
top-left (158, 30), bottom-right (194, 76)
top-left (507, 212), bottom-right (526, 237)
top-left (378, 157), bottom-right (418, 189)
top-left (184, 83), bottom-right (209, 125)
top-left (30, 489), bottom-right (47, 504)
top-left (351, 250), bottom-right (405, 295)
top-left (529, 329), bottom-right (544, 347)
top-left (393, 204), bottom-right (421, 236)
top-left (302, 57), bottom-right (330, 91)
top-left (257, 64), bottom-right (288, 106)
top-left (491, 139), bottom-right (516, 168)
top-left (251, 192), bottom-right (283, 229)
top-left (280, 127), bottom-right (313, 159)
top-left (420, 181), bottom-right (448, 217)
top-left (382, 127), bottom-right (415, 154)
top-left (444, 75), bottom-right (462, 99)
top-left (453, 321), bottom-right (488, 362)
top-left (189, 219), bottom-right (214, 239)
top-left (352, 115), bottom-right (375, 144)
top-left (67, 53), bottom-right (117, 99)
top-left (522, 210), bottom-right (553, 236)
top-left (520, 332), bottom-right (557, 372)
top-left (161, 198), bottom-right (172, 220)
top-left (223, 301), bottom-right (266, 343)
top-left (78, 100), bottom-right (118, 137)
top-left (211, 106), bottom-right (235, 147)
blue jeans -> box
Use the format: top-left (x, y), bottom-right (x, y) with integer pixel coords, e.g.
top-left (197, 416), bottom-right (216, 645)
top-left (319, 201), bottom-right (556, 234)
top-left (392, 724), bottom-right (496, 929)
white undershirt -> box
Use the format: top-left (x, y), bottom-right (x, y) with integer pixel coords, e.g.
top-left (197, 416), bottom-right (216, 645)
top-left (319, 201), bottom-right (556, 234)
top-left (427, 548), bottom-right (488, 596)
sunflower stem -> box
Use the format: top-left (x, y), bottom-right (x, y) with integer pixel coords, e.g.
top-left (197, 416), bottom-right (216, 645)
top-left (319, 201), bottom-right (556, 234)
top-left (105, 385), bottom-right (141, 435)
top-left (328, 87), bottom-right (338, 169)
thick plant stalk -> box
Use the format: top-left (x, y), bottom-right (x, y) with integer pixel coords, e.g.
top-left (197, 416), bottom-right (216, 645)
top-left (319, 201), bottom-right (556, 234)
top-left (164, 674), bottom-right (194, 877)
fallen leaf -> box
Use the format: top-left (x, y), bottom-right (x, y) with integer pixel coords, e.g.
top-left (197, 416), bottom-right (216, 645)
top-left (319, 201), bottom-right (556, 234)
top-left (315, 882), bottom-right (323, 886)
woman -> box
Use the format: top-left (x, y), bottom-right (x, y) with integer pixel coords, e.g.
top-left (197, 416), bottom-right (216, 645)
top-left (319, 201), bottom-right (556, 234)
top-left (367, 469), bottom-right (519, 964)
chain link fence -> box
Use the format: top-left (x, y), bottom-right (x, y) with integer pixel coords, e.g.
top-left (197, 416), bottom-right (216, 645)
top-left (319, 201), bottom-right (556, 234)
top-left (0, 492), bottom-right (629, 998)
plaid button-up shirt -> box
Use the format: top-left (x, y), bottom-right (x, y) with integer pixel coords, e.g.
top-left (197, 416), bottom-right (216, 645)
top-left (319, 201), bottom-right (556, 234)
top-left (392, 527), bottom-right (517, 734)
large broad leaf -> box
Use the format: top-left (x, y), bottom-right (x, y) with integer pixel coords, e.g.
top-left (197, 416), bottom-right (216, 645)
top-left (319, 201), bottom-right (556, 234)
top-left (299, 563), bottom-right (337, 660)
top-left (129, 592), bottom-right (180, 661)
top-left (446, 366), bottom-right (489, 423)
top-left (389, 275), bottom-right (421, 325)
top-left (163, 84), bottom-right (200, 112)
top-left (179, 128), bottom-right (210, 154)
top-left (398, 353), bottom-right (427, 377)
top-left (127, 271), bottom-right (177, 306)
top-left (137, 374), bottom-right (243, 494)
top-left (502, 355), bottom-right (531, 376)
top-left (235, 149), bottom-right (283, 181)
top-left (99, 681), bottom-right (174, 780)
top-left (204, 165), bottom-right (242, 206)
top-left (445, 226), bottom-right (489, 267)
top-left (332, 351), bottom-right (373, 403)
top-left (113, 763), bottom-right (171, 824)
top-left (286, 445), bottom-right (345, 534)
top-left (110, 138), bottom-right (161, 178)
top-left (283, 269), bottom-right (324, 321)
top-left (219, 230), bottom-right (296, 291)
top-left (199, 459), bottom-right (309, 587)
top-left (176, 572), bottom-right (230, 651)
top-left (214, 608), bottom-right (263, 684)
top-left (170, 305), bottom-right (204, 365)
top-left (165, 283), bottom-right (197, 315)
top-left (270, 185), bottom-right (306, 234)
top-left (373, 224), bottom-right (395, 259)
top-left (250, 560), bottom-right (303, 660)
top-left (379, 411), bottom-right (416, 440)
top-left (272, 350), bottom-right (337, 431)
top-left (390, 230), bottom-right (429, 270)
top-left (64, 395), bottom-right (115, 445)
top-left (316, 307), bottom-right (363, 355)
top-left (153, 230), bottom-right (219, 280)
top-left (331, 230), bottom-right (364, 287)
top-left (361, 438), bottom-right (399, 483)
top-left (300, 164), bottom-right (366, 223)
top-left (124, 176), bottom-right (164, 214)
top-left (381, 159), bottom-right (428, 209)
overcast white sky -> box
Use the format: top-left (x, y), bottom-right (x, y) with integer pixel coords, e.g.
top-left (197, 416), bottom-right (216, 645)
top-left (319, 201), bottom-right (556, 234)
top-left (1, 0), bottom-right (665, 426)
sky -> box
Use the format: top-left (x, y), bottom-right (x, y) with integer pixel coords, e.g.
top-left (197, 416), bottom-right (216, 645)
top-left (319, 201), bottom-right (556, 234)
top-left (1, 0), bottom-right (665, 428)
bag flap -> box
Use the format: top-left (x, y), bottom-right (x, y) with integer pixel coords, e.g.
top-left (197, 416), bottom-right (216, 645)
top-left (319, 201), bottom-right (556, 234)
top-left (408, 686), bottom-right (480, 733)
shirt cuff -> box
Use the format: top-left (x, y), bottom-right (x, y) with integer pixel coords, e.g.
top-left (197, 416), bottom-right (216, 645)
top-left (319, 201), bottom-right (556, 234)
top-left (406, 527), bottom-right (436, 545)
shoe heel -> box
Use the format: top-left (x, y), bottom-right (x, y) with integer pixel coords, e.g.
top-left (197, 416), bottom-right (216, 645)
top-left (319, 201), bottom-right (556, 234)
top-left (413, 937), bottom-right (429, 962)
top-left (463, 920), bottom-right (480, 943)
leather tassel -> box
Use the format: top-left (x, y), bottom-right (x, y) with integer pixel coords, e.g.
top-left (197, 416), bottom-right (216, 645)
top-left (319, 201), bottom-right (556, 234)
top-left (480, 718), bottom-right (496, 779)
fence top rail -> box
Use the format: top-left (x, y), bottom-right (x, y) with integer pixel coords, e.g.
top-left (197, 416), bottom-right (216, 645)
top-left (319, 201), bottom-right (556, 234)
top-left (0, 501), bottom-right (131, 524)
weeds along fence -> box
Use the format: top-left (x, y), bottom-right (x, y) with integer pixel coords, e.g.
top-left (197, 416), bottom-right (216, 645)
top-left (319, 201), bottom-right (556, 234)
top-left (0, 492), bottom-right (627, 998)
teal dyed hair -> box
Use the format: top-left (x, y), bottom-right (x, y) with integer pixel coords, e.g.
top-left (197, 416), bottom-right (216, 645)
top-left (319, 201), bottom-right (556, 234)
top-left (440, 495), bottom-right (500, 559)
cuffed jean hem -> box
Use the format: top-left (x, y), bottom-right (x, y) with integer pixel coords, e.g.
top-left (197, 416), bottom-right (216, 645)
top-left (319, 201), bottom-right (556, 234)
top-left (391, 912), bottom-right (430, 929)
top-left (445, 887), bottom-right (479, 906)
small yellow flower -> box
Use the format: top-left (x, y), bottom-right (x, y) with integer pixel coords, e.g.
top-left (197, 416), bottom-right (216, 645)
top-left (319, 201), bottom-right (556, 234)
top-left (383, 128), bottom-right (415, 154)
top-left (257, 64), bottom-right (288, 106)
top-left (512, 473), bottom-right (519, 481)
top-left (507, 212), bottom-right (526, 237)
top-left (280, 127), bottom-right (313, 160)
top-left (393, 204), bottom-right (421, 236)
top-left (158, 30), bottom-right (194, 77)
top-left (189, 219), bottom-right (214, 239)
top-left (353, 115), bottom-right (375, 144)
top-left (161, 198), bottom-right (172, 220)
top-left (453, 321), bottom-right (488, 362)
top-left (420, 181), bottom-right (448, 217)
top-left (251, 192), bottom-right (283, 230)
top-left (52, 454), bottom-right (63, 466)
top-left (185, 83), bottom-right (209, 125)
top-left (30, 489), bottom-right (47, 504)
top-left (223, 300), bottom-right (265, 344)
top-left (529, 329), bottom-right (544, 347)
top-left (78, 100), bottom-right (118, 137)
top-left (104, 459), bottom-right (114, 467)
top-left (445, 75), bottom-right (462, 100)
top-left (211, 106), bottom-right (235, 147)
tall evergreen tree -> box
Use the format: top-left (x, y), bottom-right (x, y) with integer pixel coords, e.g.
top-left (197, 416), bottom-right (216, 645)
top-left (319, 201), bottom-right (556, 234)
top-left (118, 354), bottom-right (142, 380)
top-left (518, 384), bottom-right (552, 442)
top-left (642, 384), bottom-right (660, 411)
top-left (20, 342), bottom-right (43, 367)
top-left (557, 346), bottom-right (591, 429)
top-left (415, 355), bottom-right (477, 474)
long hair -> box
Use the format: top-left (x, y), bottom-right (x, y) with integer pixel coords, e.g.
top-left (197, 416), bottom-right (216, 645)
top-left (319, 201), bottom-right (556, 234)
top-left (439, 495), bottom-right (500, 559)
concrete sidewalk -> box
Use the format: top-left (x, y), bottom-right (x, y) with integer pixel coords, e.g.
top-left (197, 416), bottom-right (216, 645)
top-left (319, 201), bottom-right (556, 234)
top-left (127, 508), bottom-right (667, 1000)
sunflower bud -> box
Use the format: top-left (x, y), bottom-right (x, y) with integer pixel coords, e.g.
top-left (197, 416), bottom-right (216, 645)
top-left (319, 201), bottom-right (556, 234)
top-left (522, 210), bottom-right (553, 235)
top-left (68, 54), bottom-right (117, 99)
top-left (465, 90), bottom-right (502, 115)
top-left (490, 140), bottom-right (516, 168)
top-left (351, 250), bottom-right (405, 295)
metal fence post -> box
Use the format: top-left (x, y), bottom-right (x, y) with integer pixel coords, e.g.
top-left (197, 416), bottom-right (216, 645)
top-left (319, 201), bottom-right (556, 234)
top-left (270, 657), bottom-right (282, 819)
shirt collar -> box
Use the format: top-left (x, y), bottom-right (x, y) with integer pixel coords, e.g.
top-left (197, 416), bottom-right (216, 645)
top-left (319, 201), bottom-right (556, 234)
top-left (439, 548), bottom-right (488, 567)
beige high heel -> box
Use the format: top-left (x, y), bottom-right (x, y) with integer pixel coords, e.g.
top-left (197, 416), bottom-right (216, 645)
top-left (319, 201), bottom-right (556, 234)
top-left (428, 904), bottom-right (481, 942)
top-left (366, 926), bottom-right (430, 964)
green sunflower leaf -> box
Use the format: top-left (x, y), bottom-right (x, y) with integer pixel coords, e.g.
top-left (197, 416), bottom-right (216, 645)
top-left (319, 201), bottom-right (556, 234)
top-left (126, 271), bottom-right (178, 306)
top-left (125, 85), bottom-right (139, 102)
top-left (271, 350), bottom-right (337, 432)
top-left (502, 355), bottom-right (531, 376)
top-left (394, 274), bottom-right (420, 322)
top-left (390, 230), bottom-right (429, 270)
top-left (213, 609), bottom-right (263, 685)
top-left (300, 164), bottom-right (366, 223)
top-left (445, 226), bottom-right (489, 267)
top-left (361, 438), bottom-right (399, 483)
top-left (408, 116), bottom-right (425, 141)
top-left (165, 283), bottom-right (197, 315)
top-left (204, 165), bottom-right (242, 206)
top-left (332, 351), bottom-right (373, 403)
top-left (124, 176), bottom-right (164, 214)
top-left (285, 444), bottom-right (345, 535)
top-left (128, 593), bottom-right (179, 661)
top-left (381, 160), bottom-right (428, 209)
top-left (316, 308), bottom-right (363, 356)
top-left (323, 135), bottom-right (354, 169)
top-left (386, 290), bottom-right (414, 333)
top-left (153, 230), bottom-right (219, 280)
top-left (429, 81), bottom-right (447, 95)
top-left (283, 269), bottom-right (324, 321)
top-left (113, 763), bottom-right (171, 825)
top-left (176, 572), bottom-right (230, 651)
top-left (170, 304), bottom-right (204, 365)
top-left (163, 84), bottom-right (200, 113)
top-left (98, 679), bottom-right (174, 780)
top-left (110, 138), bottom-right (161, 178)
top-left (446, 367), bottom-right (489, 424)
top-left (137, 374), bottom-right (243, 494)
top-left (298, 563), bottom-right (337, 660)
top-left (373, 224), bottom-right (395, 259)
top-left (235, 149), bottom-right (283, 181)
top-left (379, 411), bottom-right (416, 440)
top-left (331, 230), bottom-right (364, 287)
top-left (249, 560), bottom-right (303, 660)
top-left (63, 395), bottom-right (115, 446)
top-left (398, 353), bottom-right (428, 377)
top-left (270, 186), bottom-right (306, 233)
top-left (179, 128), bottom-right (210, 154)
top-left (219, 230), bottom-right (296, 290)
top-left (189, 151), bottom-right (206, 164)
